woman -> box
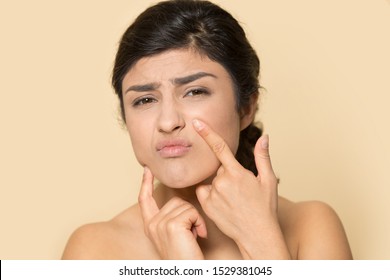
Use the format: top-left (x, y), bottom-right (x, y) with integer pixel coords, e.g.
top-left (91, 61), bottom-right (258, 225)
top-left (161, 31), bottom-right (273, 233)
top-left (62, 0), bottom-right (352, 259)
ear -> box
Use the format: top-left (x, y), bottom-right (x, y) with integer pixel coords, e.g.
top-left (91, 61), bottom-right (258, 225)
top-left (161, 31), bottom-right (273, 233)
top-left (240, 92), bottom-right (259, 131)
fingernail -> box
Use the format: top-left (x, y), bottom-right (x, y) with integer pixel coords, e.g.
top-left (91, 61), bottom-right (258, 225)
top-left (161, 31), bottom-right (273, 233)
top-left (192, 119), bottom-right (204, 131)
top-left (261, 135), bottom-right (269, 149)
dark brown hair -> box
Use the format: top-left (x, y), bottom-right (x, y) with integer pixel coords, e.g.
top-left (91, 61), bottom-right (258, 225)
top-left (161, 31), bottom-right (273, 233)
top-left (112, 0), bottom-right (262, 175)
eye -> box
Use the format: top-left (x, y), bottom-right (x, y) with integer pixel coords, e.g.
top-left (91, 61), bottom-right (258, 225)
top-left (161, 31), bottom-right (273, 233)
top-left (185, 88), bottom-right (210, 97)
top-left (132, 96), bottom-right (157, 107)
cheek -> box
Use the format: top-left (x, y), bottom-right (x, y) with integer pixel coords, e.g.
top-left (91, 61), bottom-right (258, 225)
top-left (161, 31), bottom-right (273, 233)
top-left (215, 116), bottom-right (241, 154)
top-left (192, 104), bottom-right (241, 154)
top-left (126, 118), bottom-right (153, 166)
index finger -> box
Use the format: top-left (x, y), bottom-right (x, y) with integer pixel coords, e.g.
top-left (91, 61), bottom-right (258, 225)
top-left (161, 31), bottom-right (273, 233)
top-left (138, 166), bottom-right (159, 222)
top-left (192, 119), bottom-right (240, 169)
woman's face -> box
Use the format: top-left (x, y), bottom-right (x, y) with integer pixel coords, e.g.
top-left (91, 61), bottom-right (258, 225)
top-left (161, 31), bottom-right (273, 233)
top-left (122, 49), bottom-right (247, 188)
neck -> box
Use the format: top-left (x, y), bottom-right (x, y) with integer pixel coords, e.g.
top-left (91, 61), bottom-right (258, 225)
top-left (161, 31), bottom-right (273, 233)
top-left (154, 183), bottom-right (200, 208)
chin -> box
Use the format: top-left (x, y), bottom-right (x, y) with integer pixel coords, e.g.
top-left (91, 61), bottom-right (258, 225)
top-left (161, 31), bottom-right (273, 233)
top-left (155, 167), bottom-right (216, 189)
top-left (146, 155), bottom-right (220, 189)
top-left (157, 175), bottom-right (201, 189)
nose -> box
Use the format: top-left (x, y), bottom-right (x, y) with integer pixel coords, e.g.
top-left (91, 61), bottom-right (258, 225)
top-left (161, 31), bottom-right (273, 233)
top-left (157, 98), bottom-right (185, 133)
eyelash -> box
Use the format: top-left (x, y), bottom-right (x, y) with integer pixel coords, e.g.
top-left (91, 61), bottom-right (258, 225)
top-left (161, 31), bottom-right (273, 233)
top-left (185, 88), bottom-right (210, 97)
top-left (132, 96), bottom-right (156, 107)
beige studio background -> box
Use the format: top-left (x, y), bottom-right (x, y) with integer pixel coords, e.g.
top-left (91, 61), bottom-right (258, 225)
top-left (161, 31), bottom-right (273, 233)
top-left (0, 0), bottom-right (389, 259)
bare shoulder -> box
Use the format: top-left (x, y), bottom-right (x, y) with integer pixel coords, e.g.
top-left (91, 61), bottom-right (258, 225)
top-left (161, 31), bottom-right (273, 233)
top-left (278, 197), bottom-right (353, 259)
top-left (61, 204), bottom-right (156, 259)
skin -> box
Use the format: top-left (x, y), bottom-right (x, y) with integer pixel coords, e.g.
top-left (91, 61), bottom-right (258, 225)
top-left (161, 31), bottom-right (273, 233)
top-left (123, 49), bottom-right (242, 189)
top-left (62, 49), bottom-right (353, 260)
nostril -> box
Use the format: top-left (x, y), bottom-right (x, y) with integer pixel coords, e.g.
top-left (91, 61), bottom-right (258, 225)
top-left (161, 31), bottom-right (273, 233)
top-left (173, 124), bottom-right (184, 131)
top-left (159, 123), bottom-right (185, 133)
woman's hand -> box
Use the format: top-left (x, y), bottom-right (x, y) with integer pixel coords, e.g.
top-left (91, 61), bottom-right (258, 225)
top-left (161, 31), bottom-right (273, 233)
top-left (138, 167), bottom-right (207, 259)
top-left (193, 119), bottom-right (291, 259)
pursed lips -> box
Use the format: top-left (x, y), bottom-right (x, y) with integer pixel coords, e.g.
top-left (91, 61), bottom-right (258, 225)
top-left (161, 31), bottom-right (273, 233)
top-left (156, 139), bottom-right (192, 158)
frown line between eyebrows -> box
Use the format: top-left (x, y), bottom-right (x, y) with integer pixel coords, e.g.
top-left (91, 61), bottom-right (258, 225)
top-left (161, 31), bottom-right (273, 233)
top-left (124, 72), bottom-right (217, 95)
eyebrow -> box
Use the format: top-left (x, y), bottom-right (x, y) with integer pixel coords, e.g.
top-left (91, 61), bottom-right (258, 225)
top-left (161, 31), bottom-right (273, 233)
top-left (124, 72), bottom-right (217, 94)
top-left (172, 72), bottom-right (217, 85)
top-left (124, 83), bottom-right (159, 94)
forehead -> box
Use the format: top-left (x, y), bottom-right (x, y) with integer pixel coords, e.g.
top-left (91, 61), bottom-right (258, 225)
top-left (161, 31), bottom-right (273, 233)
top-left (122, 49), bottom-right (232, 87)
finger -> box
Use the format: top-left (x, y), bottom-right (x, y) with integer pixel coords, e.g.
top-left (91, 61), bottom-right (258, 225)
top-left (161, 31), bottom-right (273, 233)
top-left (195, 184), bottom-right (211, 210)
top-left (217, 166), bottom-right (225, 176)
top-left (161, 201), bottom-right (208, 239)
top-left (138, 166), bottom-right (159, 222)
top-left (254, 135), bottom-right (275, 181)
top-left (192, 119), bottom-right (239, 169)
top-left (157, 197), bottom-right (190, 218)
top-left (187, 209), bottom-right (208, 239)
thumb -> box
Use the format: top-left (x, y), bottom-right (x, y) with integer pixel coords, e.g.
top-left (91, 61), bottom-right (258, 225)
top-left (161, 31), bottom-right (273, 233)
top-left (191, 212), bottom-right (208, 239)
top-left (196, 184), bottom-right (211, 208)
top-left (254, 134), bottom-right (275, 181)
